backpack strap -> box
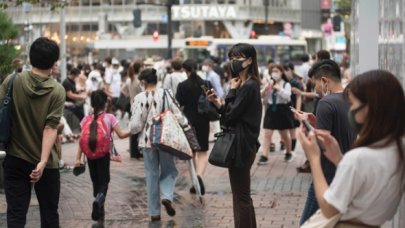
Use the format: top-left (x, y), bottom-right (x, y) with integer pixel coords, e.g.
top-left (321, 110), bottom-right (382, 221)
top-left (3, 73), bottom-right (17, 106)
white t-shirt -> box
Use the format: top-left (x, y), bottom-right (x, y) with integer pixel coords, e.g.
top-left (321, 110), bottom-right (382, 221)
top-left (162, 71), bottom-right (187, 97)
top-left (324, 141), bottom-right (405, 226)
top-left (105, 69), bottom-right (121, 98)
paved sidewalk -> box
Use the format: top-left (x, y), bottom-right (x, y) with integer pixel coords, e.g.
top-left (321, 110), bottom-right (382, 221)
top-left (0, 132), bottom-right (393, 228)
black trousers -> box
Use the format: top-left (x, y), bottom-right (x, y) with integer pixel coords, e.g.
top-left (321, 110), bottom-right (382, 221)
top-left (3, 155), bottom-right (60, 228)
top-left (65, 105), bottom-right (84, 121)
top-left (228, 152), bottom-right (257, 228)
top-left (87, 154), bottom-right (110, 198)
top-left (129, 133), bottom-right (141, 158)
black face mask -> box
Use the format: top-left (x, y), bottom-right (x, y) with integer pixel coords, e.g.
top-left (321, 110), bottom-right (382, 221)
top-left (230, 59), bottom-right (248, 77)
top-left (348, 104), bottom-right (365, 134)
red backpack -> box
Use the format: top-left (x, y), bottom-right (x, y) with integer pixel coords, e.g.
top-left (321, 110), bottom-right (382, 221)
top-left (79, 113), bottom-right (111, 160)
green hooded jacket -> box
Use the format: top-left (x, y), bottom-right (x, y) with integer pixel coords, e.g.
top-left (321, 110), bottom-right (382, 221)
top-left (0, 71), bottom-right (65, 168)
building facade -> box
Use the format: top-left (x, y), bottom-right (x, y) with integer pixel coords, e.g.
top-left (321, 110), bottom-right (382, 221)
top-left (4, 0), bottom-right (325, 61)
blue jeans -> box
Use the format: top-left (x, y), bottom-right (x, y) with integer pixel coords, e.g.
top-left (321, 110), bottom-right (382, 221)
top-left (300, 174), bottom-right (334, 225)
top-left (142, 147), bottom-right (178, 216)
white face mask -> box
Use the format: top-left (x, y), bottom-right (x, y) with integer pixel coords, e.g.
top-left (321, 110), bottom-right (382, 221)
top-left (271, 72), bottom-right (282, 81)
top-left (202, 65), bottom-right (209, 72)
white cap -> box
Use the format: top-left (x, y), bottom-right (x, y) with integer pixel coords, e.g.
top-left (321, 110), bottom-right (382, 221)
top-left (112, 58), bottom-right (120, 65)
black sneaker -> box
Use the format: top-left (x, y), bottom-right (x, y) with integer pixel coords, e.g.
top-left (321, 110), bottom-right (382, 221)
top-left (258, 155), bottom-right (268, 165)
top-left (91, 193), bottom-right (105, 221)
top-left (151, 215), bottom-right (161, 221)
top-left (161, 199), bottom-right (176, 217)
top-left (284, 153), bottom-right (294, 162)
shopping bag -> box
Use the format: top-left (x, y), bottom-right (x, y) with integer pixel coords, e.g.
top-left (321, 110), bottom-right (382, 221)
top-left (150, 109), bottom-right (192, 160)
top-left (301, 209), bottom-right (342, 228)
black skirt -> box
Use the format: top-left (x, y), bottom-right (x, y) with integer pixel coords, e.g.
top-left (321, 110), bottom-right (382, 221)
top-left (263, 104), bottom-right (295, 130)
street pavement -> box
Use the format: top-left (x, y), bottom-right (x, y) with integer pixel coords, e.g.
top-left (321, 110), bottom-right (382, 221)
top-left (0, 128), bottom-right (394, 228)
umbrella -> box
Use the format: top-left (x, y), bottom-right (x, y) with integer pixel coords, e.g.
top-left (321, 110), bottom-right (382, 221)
top-left (188, 160), bottom-right (203, 203)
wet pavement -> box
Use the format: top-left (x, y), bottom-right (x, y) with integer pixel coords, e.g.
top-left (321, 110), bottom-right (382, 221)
top-left (0, 128), bottom-right (394, 228)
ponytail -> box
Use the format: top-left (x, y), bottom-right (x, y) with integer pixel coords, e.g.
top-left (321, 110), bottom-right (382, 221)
top-left (88, 90), bottom-right (108, 151)
top-left (89, 111), bottom-right (99, 151)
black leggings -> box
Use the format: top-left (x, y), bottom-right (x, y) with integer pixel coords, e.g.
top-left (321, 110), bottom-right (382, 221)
top-left (87, 154), bottom-right (110, 198)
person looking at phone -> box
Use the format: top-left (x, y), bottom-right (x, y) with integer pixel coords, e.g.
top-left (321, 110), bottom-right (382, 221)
top-left (298, 70), bottom-right (405, 227)
top-left (297, 59), bottom-right (357, 225)
top-left (207, 43), bottom-right (262, 228)
top-left (258, 64), bottom-right (295, 163)
top-left (176, 59), bottom-right (210, 195)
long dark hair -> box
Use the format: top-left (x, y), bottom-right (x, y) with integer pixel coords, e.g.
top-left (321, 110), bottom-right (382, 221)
top-left (182, 59), bottom-right (204, 95)
top-left (89, 90), bottom-right (108, 151)
top-left (344, 70), bottom-right (405, 160)
top-left (227, 43), bottom-right (261, 84)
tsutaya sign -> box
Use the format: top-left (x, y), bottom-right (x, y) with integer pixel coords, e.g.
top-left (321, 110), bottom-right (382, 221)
top-left (172, 5), bottom-right (237, 20)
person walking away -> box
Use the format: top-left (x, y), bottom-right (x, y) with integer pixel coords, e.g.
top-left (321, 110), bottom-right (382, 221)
top-left (104, 58), bottom-right (122, 114)
top-left (162, 58), bottom-right (187, 97)
top-left (75, 90), bottom-right (130, 223)
top-left (176, 59), bottom-right (210, 195)
top-left (121, 60), bottom-right (144, 159)
top-left (298, 70), bottom-right (405, 227)
top-left (207, 43), bottom-right (262, 228)
top-left (295, 60), bottom-right (357, 225)
top-left (258, 64), bottom-right (295, 164)
top-left (0, 37), bottom-right (65, 227)
top-left (129, 68), bottom-right (188, 222)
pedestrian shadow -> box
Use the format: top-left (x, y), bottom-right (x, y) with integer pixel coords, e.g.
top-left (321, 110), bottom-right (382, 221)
top-left (149, 219), bottom-right (176, 228)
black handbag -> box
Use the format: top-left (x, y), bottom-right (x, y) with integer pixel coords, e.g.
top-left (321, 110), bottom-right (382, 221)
top-left (0, 73), bottom-right (17, 147)
top-left (208, 130), bottom-right (236, 168)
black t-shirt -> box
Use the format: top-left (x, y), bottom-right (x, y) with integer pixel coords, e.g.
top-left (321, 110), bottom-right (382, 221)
top-left (315, 93), bottom-right (357, 179)
top-left (62, 78), bottom-right (76, 102)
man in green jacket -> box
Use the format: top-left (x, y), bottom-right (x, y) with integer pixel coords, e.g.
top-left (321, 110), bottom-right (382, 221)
top-left (0, 37), bottom-right (65, 227)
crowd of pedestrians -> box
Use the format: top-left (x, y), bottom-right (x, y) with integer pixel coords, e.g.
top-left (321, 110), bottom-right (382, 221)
top-left (1, 36), bottom-right (405, 228)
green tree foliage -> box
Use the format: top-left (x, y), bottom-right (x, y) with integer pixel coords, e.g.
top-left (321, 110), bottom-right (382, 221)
top-left (0, 12), bottom-right (19, 82)
top-left (336, 0), bottom-right (351, 17)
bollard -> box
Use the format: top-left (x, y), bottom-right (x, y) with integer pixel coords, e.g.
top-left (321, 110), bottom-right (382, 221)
top-left (0, 150), bottom-right (5, 193)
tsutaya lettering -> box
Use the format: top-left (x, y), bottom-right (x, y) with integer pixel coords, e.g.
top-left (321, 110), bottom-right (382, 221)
top-left (172, 6), bottom-right (237, 20)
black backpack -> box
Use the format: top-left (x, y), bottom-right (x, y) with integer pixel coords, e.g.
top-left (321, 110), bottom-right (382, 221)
top-left (197, 80), bottom-right (220, 121)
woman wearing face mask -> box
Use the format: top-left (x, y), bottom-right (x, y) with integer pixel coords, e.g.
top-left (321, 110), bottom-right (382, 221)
top-left (207, 43), bottom-right (262, 228)
top-left (298, 70), bottom-right (405, 227)
top-left (176, 59), bottom-right (210, 195)
top-left (258, 64), bottom-right (295, 164)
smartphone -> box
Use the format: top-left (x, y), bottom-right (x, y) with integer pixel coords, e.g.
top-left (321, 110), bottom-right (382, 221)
top-left (289, 106), bottom-right (296, 112)
top-left (201, 85), bottom-right (209, 92)
top-left (302, 120), bottom-right (314, 132)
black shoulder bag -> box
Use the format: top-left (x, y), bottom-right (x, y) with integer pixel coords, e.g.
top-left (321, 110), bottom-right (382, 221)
top-left (0, 73), bottom-right (17, 147)
top-left (208, 126), bottom-right (236, 168)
